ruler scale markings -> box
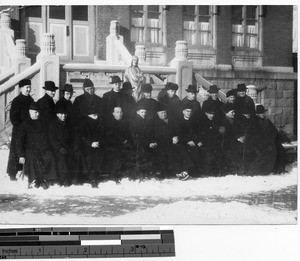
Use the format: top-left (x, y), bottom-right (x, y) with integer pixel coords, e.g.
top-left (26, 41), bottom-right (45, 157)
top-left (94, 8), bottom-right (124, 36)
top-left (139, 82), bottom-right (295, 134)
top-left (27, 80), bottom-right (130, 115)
top-left (121, 234), bottom-right (161, 240)
top-left (121, 239), bottom-right (162, 245)
top-left (79, 235), bottom-right (120, 240)
top-left (0, 227), bottom-right (175, 258)
top-left (81, 240), bottom-right (121, 246)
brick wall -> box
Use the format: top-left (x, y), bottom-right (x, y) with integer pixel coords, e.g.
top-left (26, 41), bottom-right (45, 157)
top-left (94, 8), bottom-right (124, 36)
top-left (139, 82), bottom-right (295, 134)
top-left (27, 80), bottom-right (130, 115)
top-left (165, 5), bottom-right (183, 63)
top-left (216, 6), bottom-right (232, 65)
top-left (197, 70), bottom-right (296, 135)
top-left (95, 6), bottom-right (131, 60)
top-left (263, 5), bottom-right (293, 67)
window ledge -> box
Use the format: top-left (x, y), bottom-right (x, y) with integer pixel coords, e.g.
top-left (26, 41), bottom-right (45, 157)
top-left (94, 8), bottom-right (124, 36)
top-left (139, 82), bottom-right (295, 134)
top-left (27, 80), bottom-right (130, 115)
top-left (231, 48), bottom-right (261, 57)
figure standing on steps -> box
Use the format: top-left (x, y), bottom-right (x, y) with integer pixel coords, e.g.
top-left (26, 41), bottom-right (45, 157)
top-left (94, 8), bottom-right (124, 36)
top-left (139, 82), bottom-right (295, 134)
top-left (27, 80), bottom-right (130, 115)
top-left (7, 79), bottom-right (34, 181)
top-left (124, 55), bottom-right (144, 102)
top-left (37, 81), bottom-right (59, 128)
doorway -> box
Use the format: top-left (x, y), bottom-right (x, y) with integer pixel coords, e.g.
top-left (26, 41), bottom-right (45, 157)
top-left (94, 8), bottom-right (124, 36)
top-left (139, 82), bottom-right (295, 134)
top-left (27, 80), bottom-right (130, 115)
top-left (21, 5), bottom-right (94, 63)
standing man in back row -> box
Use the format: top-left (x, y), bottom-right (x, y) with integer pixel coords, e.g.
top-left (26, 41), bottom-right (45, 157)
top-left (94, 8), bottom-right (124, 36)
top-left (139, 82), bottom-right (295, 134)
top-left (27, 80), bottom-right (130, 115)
top-left (7, 79), bottom-right (34, 181)
top-left (37, 81), bottom-right (59, 127)
top-left (158, 82), bottom-right (181, 122)
top-left (73, 78), bottom-right (103, 126)
top-left (181, 84), bottom-right (204, 124)
top-left (102, 76), bottom-right (126, 121)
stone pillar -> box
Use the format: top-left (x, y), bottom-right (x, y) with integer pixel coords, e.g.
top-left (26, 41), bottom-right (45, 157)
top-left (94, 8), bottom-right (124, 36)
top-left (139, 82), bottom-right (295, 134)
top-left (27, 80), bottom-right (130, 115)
top-left (0, 11), bottom-right (14, 38)
top-left (246, 85), bottom-right (259, 104)
top-left (110, 20), bottom-right (120, 37)
top-left (13, 39), bottom-right (31, 96)
top-left (135, 45), bottom-right (146, 64)
top-left (174, 40), bottom-right (188, 62)
top-left (170, 41), bottom-right (192, 99)
top-left (40, 33), bottom-right (56, 55)
top-left (37, 33), bottom-right (60, 99)
top-left (106, 20), bottom-right (124, 65)
top-left (0, 12), bottom-right (11, 29)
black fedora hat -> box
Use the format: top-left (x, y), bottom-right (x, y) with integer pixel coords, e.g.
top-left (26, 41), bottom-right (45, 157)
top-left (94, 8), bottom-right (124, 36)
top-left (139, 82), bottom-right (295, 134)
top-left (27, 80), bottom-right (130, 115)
top-left (223, 103), bottom-right (235, 114)
top-left (19, 79), bottom-right (31, 88)
top-left (182, 103), bottom-right (193, 111)
top-left (237, 83), bottom-right (247, 92)
top-left (29, 101), bottom-right (39, 111)
top-left (256, 104), bottom-right (268, 114)
top-left (122, 82), bottom-right (133, 91)
top-left (83, 78), bottom-right (94, 88)
top-left (165, 82), bottom-right (178, 91)
top-left (43, 81), bottom-right (59, 92)
top-left (226, 89), bottom-right (236, 97)
top-left (202, 100), bottom-right (217, 114)
top-left (156, 102), bottom-right (167, 112)
top-left (55, 100), bottom-right (68, 114)
top-left (110, 75), bottom-right (123, 84)
top-left (185, 84), bottom-right (198, 93)
top-left (62, 83), bottom-right (74, 93)
top-left (208, 85), bottom-right (220, 94)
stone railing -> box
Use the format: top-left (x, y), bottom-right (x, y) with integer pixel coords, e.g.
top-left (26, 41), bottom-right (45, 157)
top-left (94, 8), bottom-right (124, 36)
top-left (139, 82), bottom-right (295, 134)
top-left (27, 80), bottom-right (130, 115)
top-left (106, 20), bottom-right (132, 66)
top-left (62, 63), bottom-right (176, 99)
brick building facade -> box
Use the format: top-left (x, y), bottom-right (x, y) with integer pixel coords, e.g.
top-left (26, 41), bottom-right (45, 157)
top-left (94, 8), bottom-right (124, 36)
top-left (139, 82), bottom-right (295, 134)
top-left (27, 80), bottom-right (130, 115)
top-left (0, 5), bottom-right (297, 135)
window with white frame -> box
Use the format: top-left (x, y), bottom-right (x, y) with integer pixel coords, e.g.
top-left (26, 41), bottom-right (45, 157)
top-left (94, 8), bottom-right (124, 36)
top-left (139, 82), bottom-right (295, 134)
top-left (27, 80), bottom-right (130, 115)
top-left (232, 5), bottom-right (259, 49)
top-left (131, 5), bottom-right (162, 44)
top-left (183, 5), bottom-right (213, 46)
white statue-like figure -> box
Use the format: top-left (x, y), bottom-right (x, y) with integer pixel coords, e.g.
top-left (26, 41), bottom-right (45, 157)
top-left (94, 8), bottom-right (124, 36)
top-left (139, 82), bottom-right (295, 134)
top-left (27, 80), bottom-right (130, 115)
top-left (124, 55), bottom-right (144, 101)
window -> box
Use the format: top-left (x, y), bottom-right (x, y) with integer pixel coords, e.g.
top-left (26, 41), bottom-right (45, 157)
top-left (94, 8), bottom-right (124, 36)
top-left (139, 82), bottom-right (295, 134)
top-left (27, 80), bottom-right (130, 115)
top-left (131, 5), bottom-right (162, 44)
top-left (232, 5), bottom-right (259, 49)
top-left (183, 5), bottom-right (213, 46)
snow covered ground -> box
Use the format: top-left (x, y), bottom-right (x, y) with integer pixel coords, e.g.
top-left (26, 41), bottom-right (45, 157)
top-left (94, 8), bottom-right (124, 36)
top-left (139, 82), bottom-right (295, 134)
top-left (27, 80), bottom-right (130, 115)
top-left (0, 149), bottom-right (297, 225)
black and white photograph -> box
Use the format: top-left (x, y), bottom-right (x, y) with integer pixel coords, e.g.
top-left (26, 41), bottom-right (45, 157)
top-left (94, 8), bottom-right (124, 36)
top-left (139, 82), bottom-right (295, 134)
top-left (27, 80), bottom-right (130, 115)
top-left (0, 0), bottom-right (298, 229)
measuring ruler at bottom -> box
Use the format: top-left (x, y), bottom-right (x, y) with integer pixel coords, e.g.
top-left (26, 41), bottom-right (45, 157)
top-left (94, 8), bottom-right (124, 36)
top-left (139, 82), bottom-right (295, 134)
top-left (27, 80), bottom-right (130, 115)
top-left (0, 227), bottom-right (175, 258)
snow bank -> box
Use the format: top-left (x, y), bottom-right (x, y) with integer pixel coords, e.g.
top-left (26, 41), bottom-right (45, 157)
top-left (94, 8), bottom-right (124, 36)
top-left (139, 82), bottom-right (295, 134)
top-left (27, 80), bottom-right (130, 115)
top-left (0, 201), bottom-right (296, 225)
top-left (0, 150), bottom-right (297, 198)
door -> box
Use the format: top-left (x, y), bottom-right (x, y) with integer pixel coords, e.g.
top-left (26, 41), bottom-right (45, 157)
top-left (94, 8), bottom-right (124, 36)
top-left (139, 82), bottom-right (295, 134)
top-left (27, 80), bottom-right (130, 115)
top-left (22, 5), bottom-right (94, 62)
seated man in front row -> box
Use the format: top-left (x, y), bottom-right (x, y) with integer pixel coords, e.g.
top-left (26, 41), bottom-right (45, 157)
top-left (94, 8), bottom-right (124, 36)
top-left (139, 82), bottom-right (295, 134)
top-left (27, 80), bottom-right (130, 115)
top-left (105, 105), bottom-right (133, 182)
top-left (149, 103), bottom-right (189, 180)
top-left (17, 102), bottom-right (58, 189)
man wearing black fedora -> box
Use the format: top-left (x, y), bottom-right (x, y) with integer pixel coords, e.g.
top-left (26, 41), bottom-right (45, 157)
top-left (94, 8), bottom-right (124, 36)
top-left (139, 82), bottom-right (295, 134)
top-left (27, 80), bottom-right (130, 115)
top-left (158, 82), bottom-right (181, 122)
top-left (202, 84), bottom-right (224, 120)
top-left (254, 104), bottom-right (284, 175)
top-left (102, 75), bottom-right (127, 120)
top-left (78, 105), bottom-right (106, 187)
top-left (200, 99), bottom-right (225, 176)
top-left (181, 84), bottom-right (204, 124)
top-left (136, 83), bottom-right (158, 124)
top-left (73, 78), bottom-right (102, 126)
top-left (58, 83), bottom-right (75, 126)
top-left (7, 79), bottom-right (34, 181)
top-left (37, 81), bottom-right (59, 125)
top-left (148, 102), bottom-right (182, 179)
top-left (120, 81), bottom-right (136, 120)
top-left (234, 83), bottom-right (255, 119)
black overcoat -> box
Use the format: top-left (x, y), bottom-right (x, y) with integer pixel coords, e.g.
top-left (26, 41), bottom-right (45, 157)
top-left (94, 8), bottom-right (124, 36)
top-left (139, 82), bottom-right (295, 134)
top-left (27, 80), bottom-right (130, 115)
top-left (7, 93), bottom-right (34, 178)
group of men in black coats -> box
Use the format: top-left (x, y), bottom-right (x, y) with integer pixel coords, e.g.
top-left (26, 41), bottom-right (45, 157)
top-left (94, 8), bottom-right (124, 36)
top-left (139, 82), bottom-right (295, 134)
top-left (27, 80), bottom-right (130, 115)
top-left (6, 76), bottom-right (286, 188)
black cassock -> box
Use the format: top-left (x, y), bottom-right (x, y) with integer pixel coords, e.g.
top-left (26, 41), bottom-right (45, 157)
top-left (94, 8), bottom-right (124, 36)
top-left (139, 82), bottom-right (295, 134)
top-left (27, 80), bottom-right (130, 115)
top-left (48, 118), bottom-right (75, 184)
top-left (17, 118), bottom-right (58, 186)
top-left (7, 93), bottom-right (33, 179)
